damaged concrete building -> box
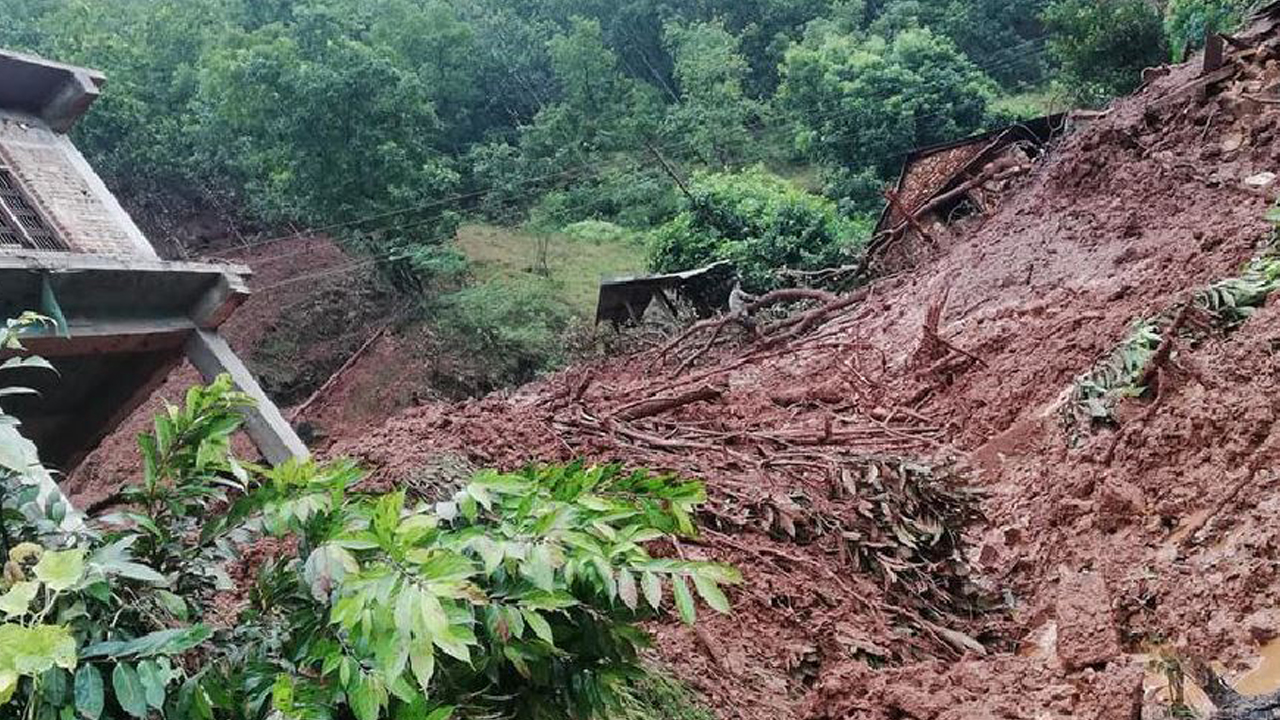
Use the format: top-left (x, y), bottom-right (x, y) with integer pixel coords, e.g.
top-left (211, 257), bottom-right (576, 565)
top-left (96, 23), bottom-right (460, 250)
top-left (0, 49), bottom-right (306, 472)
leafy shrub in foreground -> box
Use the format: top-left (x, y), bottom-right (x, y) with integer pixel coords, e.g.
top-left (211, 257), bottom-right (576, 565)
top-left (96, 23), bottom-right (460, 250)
top-left (0, 334), bottom-right (738, 719)
top-left (648, 167), bottom-right (865, 292)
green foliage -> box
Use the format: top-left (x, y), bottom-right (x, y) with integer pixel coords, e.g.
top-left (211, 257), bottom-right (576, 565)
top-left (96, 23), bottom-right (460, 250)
top-left (1043, 0), bottom-right (1167, 105)
top-left (431, 276), bottom-right (580, 392)
top-left (777, 26), bottom-right (998, 211)
top-left (1164, 0), bottom-right (1251, 60)
top-left (262, 459), bottom-right (737, 719)
top-left (1066, 253), bottom-right (1280, 429)
top-left (663, 20), bottom-right (760, 168)
top-left (649, 168), bottom-right (865, 291)
top-left (561, 220), bottom-right (640, 245)
top-left (0, 338), bottom-right (738, 719)
top-left (3, 0), bottom-right (1085, 299)
top-left (866, 0), bottom-right (1050, 88)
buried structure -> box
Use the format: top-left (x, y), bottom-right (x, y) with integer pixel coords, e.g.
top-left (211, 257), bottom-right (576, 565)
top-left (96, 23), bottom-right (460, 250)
top-left (0, 49), bottom-right (306, 472)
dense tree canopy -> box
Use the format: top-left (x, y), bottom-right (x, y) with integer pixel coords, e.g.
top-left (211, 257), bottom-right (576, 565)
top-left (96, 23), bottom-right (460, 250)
top-left (0, 0), bottom-right (1218, 285)
top-left (1042, 0), bottom-right (1168, 105)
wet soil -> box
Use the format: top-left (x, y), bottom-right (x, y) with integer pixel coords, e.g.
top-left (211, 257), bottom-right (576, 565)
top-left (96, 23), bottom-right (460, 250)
top-left (331, 47), bottom-right (1280, 720)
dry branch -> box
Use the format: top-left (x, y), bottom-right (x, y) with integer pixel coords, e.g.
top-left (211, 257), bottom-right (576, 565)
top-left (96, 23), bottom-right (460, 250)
top-left (657, 288), bottom-right (840, 374)
top-left (612, 384), bottom-right (725, 421)
top-left (291, 325), bottom-right (389, 422)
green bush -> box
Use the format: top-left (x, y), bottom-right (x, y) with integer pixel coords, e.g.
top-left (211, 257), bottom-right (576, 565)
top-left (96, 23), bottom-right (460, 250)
top-left (648, 168), bottom-right (865, 291)
top-left (0, 341), bottom-right (739, 719)
top-left (431, 277), bottom-right (577, 390)
top-left (777, 27), bottom-right (998, 180)
top-left (1043, 0), bottom-right (1168, 105)
top-left (561, 220), bottom-right (639, 245)
top-left (1164, 0), bottom-right (1250, 60)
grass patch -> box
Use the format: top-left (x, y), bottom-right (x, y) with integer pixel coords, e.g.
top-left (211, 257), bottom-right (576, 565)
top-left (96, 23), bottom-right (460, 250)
top-left (455, 222), bottom-right (648, 318)
top-left (991, 88), bottom-right (1070, 120)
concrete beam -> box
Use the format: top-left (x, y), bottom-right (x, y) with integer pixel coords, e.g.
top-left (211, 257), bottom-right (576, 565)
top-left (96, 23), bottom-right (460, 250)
top-left (0, 49), bottom-right (106, 133)
top-left (185, 329), bottom-right (309, 466)
top-left (0, 254), bottom-right (250, 276)
top-left (41, 71), bottom-right (101, 134)
top-left (190, 273), bottom-right (250, 330)
top-left (15, 318), bottom-right (193, 357)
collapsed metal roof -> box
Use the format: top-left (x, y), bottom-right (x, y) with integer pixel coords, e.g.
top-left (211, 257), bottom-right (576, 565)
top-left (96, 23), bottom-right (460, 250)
top-left (874, 114), bottom-right (1069, 236)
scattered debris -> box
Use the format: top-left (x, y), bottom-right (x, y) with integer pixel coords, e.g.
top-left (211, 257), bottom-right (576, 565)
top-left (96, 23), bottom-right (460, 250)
top-left (596, 260), bottom-right (736, 326)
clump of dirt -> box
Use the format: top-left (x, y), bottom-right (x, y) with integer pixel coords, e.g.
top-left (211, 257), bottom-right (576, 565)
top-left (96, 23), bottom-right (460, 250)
top-left (336, 22), bottom-right (1280, 720)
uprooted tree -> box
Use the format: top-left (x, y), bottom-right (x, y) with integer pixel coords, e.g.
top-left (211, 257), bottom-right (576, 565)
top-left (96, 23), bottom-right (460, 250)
top-left (0, 315), bottom-right (738, 720)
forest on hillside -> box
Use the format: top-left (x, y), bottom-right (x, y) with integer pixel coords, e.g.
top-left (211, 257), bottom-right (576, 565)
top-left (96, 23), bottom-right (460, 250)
top-left (0, 0), bottom-right (1260, 384)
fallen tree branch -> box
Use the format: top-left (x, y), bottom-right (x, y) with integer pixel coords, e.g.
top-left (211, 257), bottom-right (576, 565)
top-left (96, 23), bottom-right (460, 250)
top-left (656, 288), bottom-right (838, 374)
top-left (291, 325), bottom-right (390, 422)
top-left (612, 384), bottom-right (725, 421)
top-left (1136, 301), bottom-right (1194, 392)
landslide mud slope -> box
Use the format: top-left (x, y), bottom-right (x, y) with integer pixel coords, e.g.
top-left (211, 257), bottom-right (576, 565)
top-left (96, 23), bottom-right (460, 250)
top-left (342, 53), bottom-right (1280, 720)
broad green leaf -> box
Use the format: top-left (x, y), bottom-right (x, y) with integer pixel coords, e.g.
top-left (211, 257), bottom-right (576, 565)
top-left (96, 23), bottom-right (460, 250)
top-left (672, 576), bottom-right (696, 625)
top-left (0, 425), bottom-right (37, 474)
top-left (81, 626), bottom-right (211, 660)
top-left (418, 592), bottom-right (449, 639)
top-left (154, 591), bottom-right (188, 621)
top-left (617, 568), bottom-right (638, 611)
top-left (432, 627), bottom-right (472, 664)
top-left (0, 356), bottom-right (54, 372)
top-left (521, 544), bottom-right (556, 592)
top-left (347, 675), bottom-right (380, 720)
top-left (304, 544), bottom-right (358, 602)
top-left (425, 707), bottom-right (455, 720)
top-left (0, 581), bottom-right (39, 617)
top-left (408, 641), bottom-right (435, 695)
top-left (590, 557), bottom-right (617, 600)
top-left (136, 660), bottom-right (166, 709)
top-left (0, 669), bottom-right (16, 705)
top-left (111, 664), bottom-right (147, 719)
top-left (74, 665), bottom-right (104, 720)
top-left (521, 609), bottom-right (554, 646)
top-left (0, 623), bottom-right (76, 673)
top-left (641, 571), bottom-right (662, 610)
top-left (472, 537), bottom-right (504, 575)
top-left (693, 575), bottom-right (731, 614)
top-left (34, 548), bottom-right (86, 592)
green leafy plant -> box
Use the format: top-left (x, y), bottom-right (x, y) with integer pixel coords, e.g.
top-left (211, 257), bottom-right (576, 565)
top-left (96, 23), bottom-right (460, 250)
top-left (0, 324), bottom-right (737, 719)
top-left (648, 167), bottom-right (865, 292)
top-left (430, 277), bottom-right (578, 393)
top-left (1043, 0), bottom-right (1168, 105)
top-left (1064, 253), bottom-right (1280, 429)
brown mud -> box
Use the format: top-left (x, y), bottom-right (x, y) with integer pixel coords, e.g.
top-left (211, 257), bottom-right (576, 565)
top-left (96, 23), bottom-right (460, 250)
top-left (329, 44), bottom-right (1280, 720)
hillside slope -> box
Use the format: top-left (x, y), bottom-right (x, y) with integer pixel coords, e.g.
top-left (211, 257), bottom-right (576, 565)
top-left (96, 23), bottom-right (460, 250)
top-left (337, 40), bottom-right (1280, 720)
